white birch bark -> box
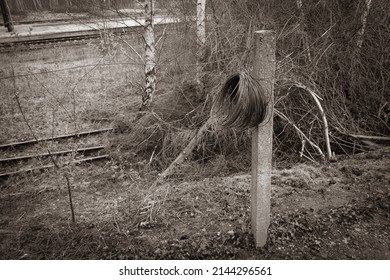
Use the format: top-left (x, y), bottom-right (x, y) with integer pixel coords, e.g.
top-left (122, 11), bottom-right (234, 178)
top-left (141, 0), bottom-right (157, 111)
top-left (348, 0), bottom-right (373, 103)
top-left (356, 0), bottom-right (373, 50)
top-left (196, 0), bottom-right (206, 89)
top-left (196, 0), bottom-right (206, 46)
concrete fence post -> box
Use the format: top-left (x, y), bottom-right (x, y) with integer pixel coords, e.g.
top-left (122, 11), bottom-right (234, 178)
top-left (250, 30), bottom-right (276, 248)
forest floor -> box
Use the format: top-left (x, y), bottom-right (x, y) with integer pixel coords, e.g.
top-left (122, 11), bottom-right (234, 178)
top-left (0, 146), bottom-right (389, 260)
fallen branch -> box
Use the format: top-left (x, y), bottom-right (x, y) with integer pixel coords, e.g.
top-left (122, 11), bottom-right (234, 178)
top-left (275, 109), bottom-right (325, 160)
top-left (348, 134), bottom-right (390, 141)
top-left (159, 117), bottom-right (213, 179)
top-left (147, 116), bottom-right (214, 191)
top-left (334, 128), bottom-right (390, 141)
top-left (293, 82), bottom-right (333, 160)
top-left (143, 116), bottom-right (215, 219)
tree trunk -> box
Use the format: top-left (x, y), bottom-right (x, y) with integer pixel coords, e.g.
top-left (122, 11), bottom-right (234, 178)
top-left (356, 0), bottom-right (372, 50)
top-left (296, 0), bottom-right (312, 63)
top-left (348, 0), bottom-right (373, 107)
top-left (196, 0), bottom-right (206, 91)
top-left (140, 0), bottom-right (156, 111)
top-left (0, 0), bottom-right (14, 32)
top-left (15, 0), bottom-right (26, 11)
top-left (196, 0), bottom-right (206, 46)
top-left (32, 0), bottom-right (43, 10)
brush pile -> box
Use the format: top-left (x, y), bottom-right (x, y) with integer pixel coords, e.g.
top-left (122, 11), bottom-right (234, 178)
top-left (110, 0), bottom-right (389, 176)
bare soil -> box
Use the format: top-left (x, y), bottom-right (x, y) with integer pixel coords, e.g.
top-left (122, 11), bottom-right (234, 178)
top-left (0, 147), bottom-right (389, 260)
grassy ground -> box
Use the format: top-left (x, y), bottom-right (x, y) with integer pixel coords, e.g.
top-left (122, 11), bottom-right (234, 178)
top-left (1, 147), bottom-right (389, 259)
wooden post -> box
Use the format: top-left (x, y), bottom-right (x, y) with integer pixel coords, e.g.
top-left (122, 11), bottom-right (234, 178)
top-left (250, 30), bottom-right (276, 248)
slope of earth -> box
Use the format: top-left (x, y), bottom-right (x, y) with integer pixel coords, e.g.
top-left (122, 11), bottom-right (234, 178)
top-left (0, 147), bottom-right (389, 259)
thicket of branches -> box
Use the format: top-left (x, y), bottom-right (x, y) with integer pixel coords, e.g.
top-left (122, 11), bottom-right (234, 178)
top-left (178, 0), bottom-right (390, 162)
top-left (6, 0), bottom-right (388, 173)
top-left (270, 0), bottom-right (389, 155)
top-left (104, 0), bottom-right (389, 174)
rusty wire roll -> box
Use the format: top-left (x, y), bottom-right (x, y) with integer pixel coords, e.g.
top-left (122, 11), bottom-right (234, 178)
top-left (214, 71), bottom-right (268, 129)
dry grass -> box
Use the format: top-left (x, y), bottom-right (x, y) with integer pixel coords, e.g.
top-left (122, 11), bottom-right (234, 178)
top-left (1, 148), bottom-right (389, 259)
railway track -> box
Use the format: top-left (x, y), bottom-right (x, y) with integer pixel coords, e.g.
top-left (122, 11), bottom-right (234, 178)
top-left (0, 128), bottom-right (112, 179)
top-left (0, 18), bottom-right (176, 51)
top-left (0, 23), bottom-right (145, 52)
top-left (0, 34), bottom-right (97, 51)
top-left (0, 31), bottom-right (124, 51)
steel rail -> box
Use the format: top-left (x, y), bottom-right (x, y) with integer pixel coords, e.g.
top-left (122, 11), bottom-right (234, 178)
top-left (0, 145), bottom-right (105, 164)
top-left (0, 154), bottom-right (109, 179)
top-left (0, 128), bottom-right (112, 149)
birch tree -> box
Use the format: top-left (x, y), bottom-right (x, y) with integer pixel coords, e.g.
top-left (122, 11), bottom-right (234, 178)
top-left (356, 0), bottom-right (373, 50)
top-left (15, 0), bottom-right (27, 11)
top-left (196, 0), bottom-right (206, 91)
top-left (49, 0), bottom-right (59, 10)
top-left (348, 0), bottom-right (373, 104)
top-left (140, 0), bottom-right (157, 111)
